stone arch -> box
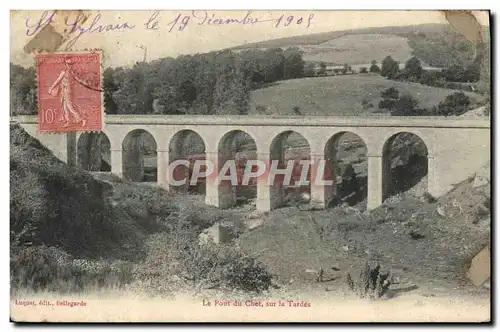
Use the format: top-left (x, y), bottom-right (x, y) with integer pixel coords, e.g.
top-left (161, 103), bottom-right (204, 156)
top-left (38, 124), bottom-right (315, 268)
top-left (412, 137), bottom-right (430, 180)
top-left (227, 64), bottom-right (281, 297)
top-left (217, 130), bottom-right (257, 208)
top-left (382, 132), bottom-right (428, 201)
top-left (77, 132), bottom-right (111, 171)
top-left (122, 129), bottom-right (157, 182)
top-left (169, 129), bottom-right (206, 194)
top-left (269, 130), bottom-right (311, 209)
top-left (325, 131), bottom-right (368, 208)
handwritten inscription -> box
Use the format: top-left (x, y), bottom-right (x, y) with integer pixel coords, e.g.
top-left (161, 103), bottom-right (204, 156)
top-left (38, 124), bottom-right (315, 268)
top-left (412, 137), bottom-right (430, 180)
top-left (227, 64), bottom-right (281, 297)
top-left (146, 11), bottom-right (315, 32)
top-left (25, 11), bottom-right (135, 49)
top-left (26, 10), bottom-right (315, 41)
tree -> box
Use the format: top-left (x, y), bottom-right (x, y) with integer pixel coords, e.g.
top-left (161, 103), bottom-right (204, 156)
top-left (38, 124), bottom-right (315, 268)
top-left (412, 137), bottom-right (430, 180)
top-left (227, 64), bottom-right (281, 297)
top-left (283, 47), bottom-right (305, 79)
top-left (435, 92), bottom-right (471, 116)
top-left (419, 70), bottom-right (445, 87)
top-left (402, 56), bottom-right (423, 81)
top-left (318, 62), bottom-right (327, 76)
top-left (463, 64), bottom-right (480, 82)
top-left (392, 94), bottom-right (421, 116)
top-left (369, 60), bottom-right (381, 73)
top-left (380, 87), bottom-right (399, 100)
top-left (112, 62), bottom-right (155, 114)
top-left (444, 64), bottom-right (466, 82)
top-left (304, 62), bottom-right (316, 77)
top-left (378, 88), bottom-right (426, 116)
top-left (10, 63), bottom-right (37, 115)
top-left (378, 87), bottom-right (400, 112)
top-left (381, 56), bottom-right (400, 79)
top-left (342, 63), bottom-right (350, 74)
top-left (103, 67), bottom-right (118, 114)
top-left (477, 42), bottom-right (490, 95)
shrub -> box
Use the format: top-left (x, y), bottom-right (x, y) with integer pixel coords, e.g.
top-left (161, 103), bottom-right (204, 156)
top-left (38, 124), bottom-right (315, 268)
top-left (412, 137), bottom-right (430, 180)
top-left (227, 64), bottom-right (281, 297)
top-left (380, 87), bottom-right (399, 100)
top-left (370, 64), bottom-right (381, 73)
top-left (435, 92), bottom-right (471, 116)
top-left (346, 261), bottom-right (392, 299)
top-left (419, 70), bottom-right (446, 87)
top-left (370, 60), bottom-right (381, 73)
top-left (10, 246), bottom-right (134, 293)
top-left (255, 104), bottom-right (267, 113)
top-left (392, 94), bottom-right (420, 116)
top-left (359, 67), bottom-right (368, 74)
top-left (362, 98), bottom-right (374, 109)
top-left (137, 232), bottom-right (273, 294)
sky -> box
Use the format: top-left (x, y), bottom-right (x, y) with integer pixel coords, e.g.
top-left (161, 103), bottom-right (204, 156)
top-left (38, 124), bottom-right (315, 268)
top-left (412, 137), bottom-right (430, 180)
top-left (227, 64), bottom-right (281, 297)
top-left (10, 10), bottom-right (490, 68)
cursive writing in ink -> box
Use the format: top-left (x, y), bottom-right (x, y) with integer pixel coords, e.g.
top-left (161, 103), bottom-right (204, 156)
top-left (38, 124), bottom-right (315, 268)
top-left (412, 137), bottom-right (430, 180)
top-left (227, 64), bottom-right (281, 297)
top-left (64, 12), bottom-right (135, 48)
top-left (145, 10), bottom-right (160, 30)
top-left (25, 10), bottom-right (55, 36)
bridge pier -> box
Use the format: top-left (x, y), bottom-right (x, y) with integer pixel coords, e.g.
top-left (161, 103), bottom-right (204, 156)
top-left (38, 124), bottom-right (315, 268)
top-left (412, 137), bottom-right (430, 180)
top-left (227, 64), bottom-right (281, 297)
top-left (256, 152), bottom-right (272, 212)
top-left (367, 154), bottom-right (383, 210)
top-left (157, 148), bottom-right (169, 190)
top-left (426, 155), bottom-right (436, 197)
top-left (310, 152), bottom-right (336, 209)
top-left (204, 151), bottom-right (238, 209)
top-left (110, 148), bottom-right (123, 178)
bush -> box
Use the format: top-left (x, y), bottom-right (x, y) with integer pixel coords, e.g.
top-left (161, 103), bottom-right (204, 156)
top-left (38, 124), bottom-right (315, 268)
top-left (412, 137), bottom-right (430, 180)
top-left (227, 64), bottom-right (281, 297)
top-left (10, 246), bottom-right (134, 293)
top-left (419, 70), bottom-right (446, 87)
top-left (255, 104), bottom-right (267, 113)
top-left (380, 87), bottom-right (399, 100)
top-left (362, 98), bottom-right (374, 109)
top-left (369, 60), bottom-right (381, 73)
top-left (392, 94), bottom-right (420, 116)
top-left (435, 92), bottom-right (471, 116)
top-left (136, 232), bottom-right (274, 294)
top-left (369, 64), bottom-right (381, 73)
top-left (359, 67), bottom-right (368, 74)
top-left (346, 262), bottom-right (392, 299)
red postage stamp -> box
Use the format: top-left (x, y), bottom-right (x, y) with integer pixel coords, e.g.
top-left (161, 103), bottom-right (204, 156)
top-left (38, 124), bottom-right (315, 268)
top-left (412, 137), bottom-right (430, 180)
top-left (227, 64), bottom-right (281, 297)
top-left (36, 51), bottom-right (103, 133)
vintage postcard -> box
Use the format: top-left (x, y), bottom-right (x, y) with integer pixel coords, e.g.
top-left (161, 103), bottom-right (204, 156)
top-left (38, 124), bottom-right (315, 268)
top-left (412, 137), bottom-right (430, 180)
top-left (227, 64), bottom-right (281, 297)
top-left (10, 9), bottom-right (491, 323)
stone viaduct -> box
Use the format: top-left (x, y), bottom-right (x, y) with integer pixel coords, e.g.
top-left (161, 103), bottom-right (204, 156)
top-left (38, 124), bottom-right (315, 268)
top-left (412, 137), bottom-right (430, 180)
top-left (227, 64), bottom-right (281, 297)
top-left (13, 115), bottom-right (490, 211)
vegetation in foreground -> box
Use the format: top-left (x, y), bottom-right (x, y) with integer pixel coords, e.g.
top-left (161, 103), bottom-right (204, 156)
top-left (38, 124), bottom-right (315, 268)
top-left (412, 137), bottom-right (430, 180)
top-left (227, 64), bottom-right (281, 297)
top-left (10, 125), bottom-right (273, 295)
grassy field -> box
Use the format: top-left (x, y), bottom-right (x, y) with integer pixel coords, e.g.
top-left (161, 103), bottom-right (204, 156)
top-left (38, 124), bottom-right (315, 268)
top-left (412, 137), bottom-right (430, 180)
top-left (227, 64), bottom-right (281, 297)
top-left (249, 74), bottom-right (486, 116)
top-left (232, 23), bottom-right (489, 68)
top-left (300, 34), bottom-right (413, 65)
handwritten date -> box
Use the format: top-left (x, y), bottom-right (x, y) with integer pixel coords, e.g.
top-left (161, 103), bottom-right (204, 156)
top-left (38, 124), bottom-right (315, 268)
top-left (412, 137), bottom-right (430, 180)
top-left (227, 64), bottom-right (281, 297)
top-left (145, 10), bottom-right (315, 32)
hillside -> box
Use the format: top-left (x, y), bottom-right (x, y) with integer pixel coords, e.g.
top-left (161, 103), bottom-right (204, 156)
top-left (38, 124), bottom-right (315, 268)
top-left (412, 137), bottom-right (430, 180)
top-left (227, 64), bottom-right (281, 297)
top-left (249, 74), bottom-right (486, 116)
top-left (10, 125), bottom-right (271, 295)
top-left (238, 167), bottom-right (491, 294)
top-left (232, 23), bottom-right (490, 68)
top-left (299, 34), bottom-right (413, 65)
